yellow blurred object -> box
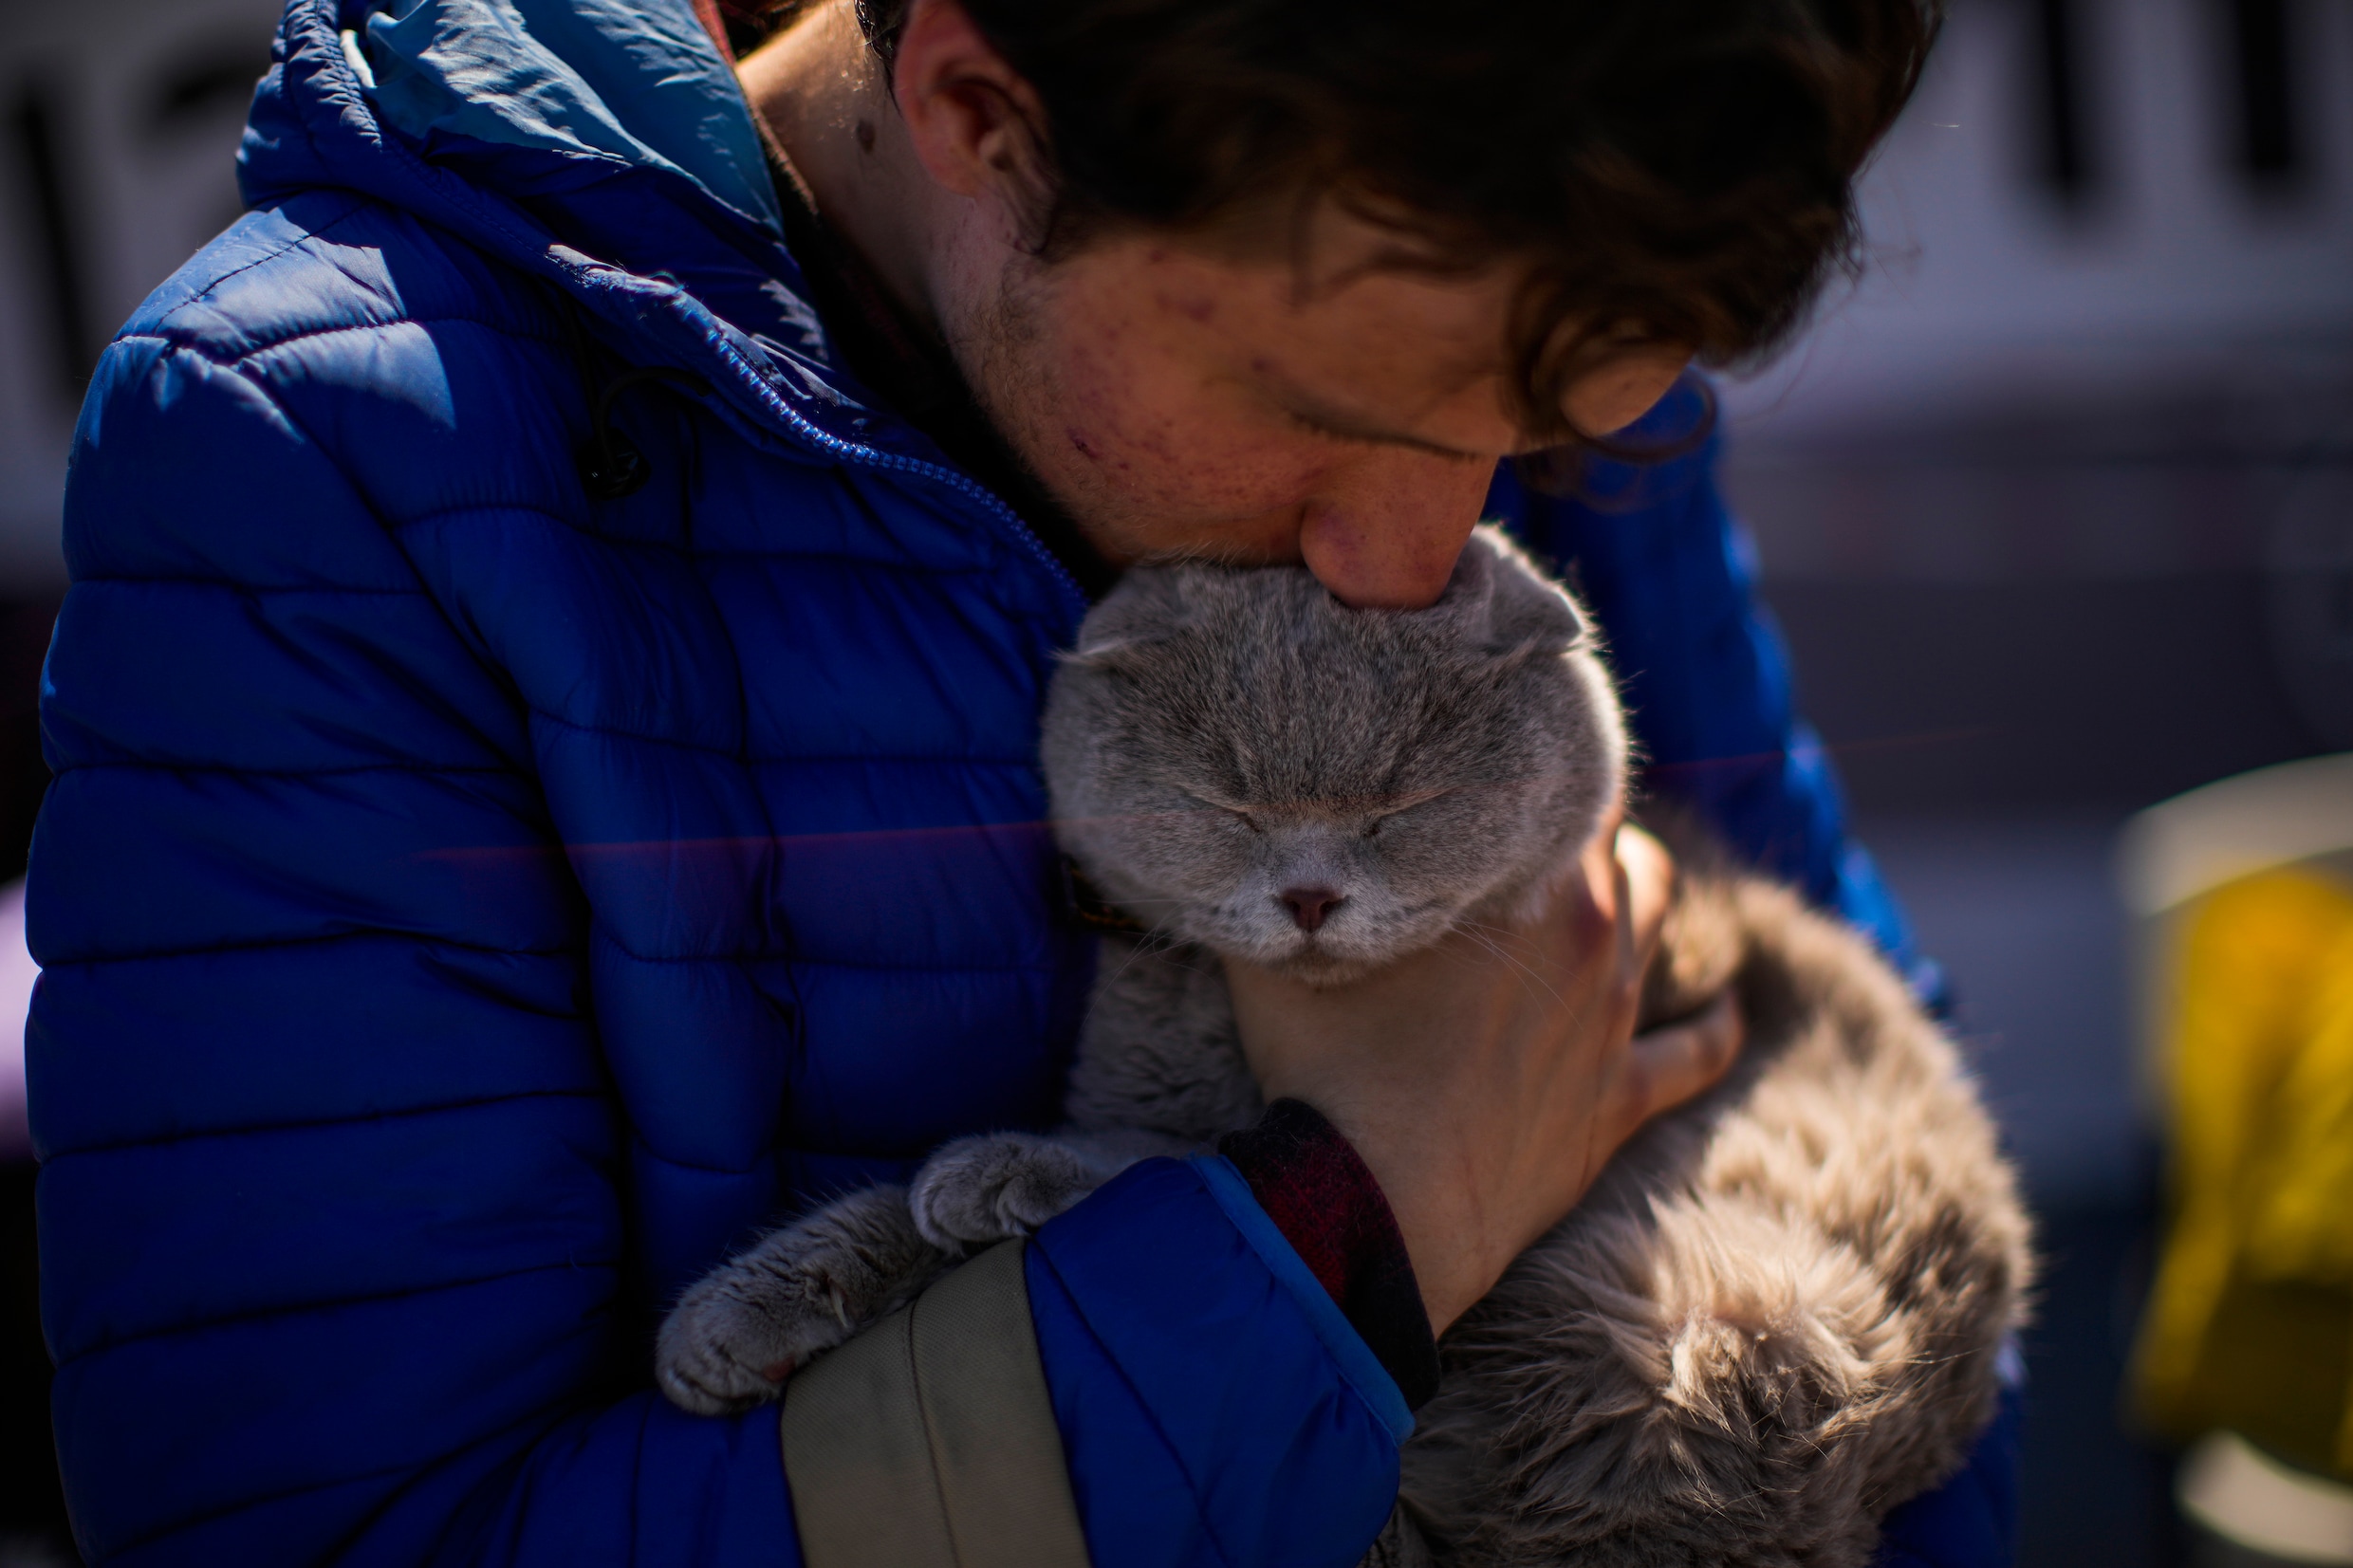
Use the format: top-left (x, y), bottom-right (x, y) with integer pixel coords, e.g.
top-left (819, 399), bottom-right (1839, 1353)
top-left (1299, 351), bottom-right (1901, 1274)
top-left (2129, 868), bottom-right (2353, 1479)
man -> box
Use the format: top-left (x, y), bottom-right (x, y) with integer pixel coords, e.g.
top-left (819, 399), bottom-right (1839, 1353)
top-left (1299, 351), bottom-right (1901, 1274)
top-left (28, 0), bottom-right (2014, 1561)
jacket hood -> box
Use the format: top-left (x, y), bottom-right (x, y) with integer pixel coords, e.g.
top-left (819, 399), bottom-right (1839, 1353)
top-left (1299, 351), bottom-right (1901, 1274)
top-left (361, 0), bottom-right (781, 236)
top-left (234, 0), bottom-right (1056, 521)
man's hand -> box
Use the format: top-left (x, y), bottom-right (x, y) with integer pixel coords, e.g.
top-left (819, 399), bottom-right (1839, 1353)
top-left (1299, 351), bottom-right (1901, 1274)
top-left (1223, 819), bottom-right (1744, 1335)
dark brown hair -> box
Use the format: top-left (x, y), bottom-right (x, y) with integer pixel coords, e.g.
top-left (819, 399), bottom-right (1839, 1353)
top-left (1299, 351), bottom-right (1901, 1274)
top-left (812, 0), bottom-right (1939, 440)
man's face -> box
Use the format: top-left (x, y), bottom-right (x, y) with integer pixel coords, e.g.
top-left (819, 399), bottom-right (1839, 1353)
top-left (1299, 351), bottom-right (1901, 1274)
top-left (752, 0), bottom-right (1691, 609)
top-left (934, 214), bottom-right (1689, 610)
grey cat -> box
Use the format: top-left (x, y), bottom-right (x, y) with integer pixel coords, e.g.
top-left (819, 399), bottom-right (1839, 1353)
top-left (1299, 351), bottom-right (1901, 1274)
top-left (656, 526), bottom-right (2031, 1567)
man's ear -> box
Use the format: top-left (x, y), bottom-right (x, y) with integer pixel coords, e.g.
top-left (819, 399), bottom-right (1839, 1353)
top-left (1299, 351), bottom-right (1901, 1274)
top-left (892, 0), bottom-right (1053, 209)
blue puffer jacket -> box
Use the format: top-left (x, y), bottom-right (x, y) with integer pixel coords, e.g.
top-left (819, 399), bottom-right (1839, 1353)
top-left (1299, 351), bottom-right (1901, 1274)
top-left (28, 0), bottom-right (2017, 1561)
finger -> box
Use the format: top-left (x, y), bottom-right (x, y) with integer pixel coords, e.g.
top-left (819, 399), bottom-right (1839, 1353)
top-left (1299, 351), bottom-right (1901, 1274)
top-left (1623, 989), bottom-right (1744, 1121)
top-left (1606, 829), bottom-right (1636, 974)
top-left (1614, 823), bottom-right (1675, 968)
top-left (1571, 806), bottom-right (1626, 915)
top-left (1551, 816), bottom-right (1625, 959)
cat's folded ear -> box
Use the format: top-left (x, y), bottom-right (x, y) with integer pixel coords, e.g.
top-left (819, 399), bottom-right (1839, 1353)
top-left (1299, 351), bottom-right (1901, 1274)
top-left (1454, 526), bottom-right (1590, 659)
top-left (1061, 567), bottom-right (1197, 671)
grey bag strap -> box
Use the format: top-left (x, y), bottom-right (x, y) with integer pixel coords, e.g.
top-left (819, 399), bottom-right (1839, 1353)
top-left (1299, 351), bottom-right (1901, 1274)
top-left (781, 1239), bottom-right (1092, 1568)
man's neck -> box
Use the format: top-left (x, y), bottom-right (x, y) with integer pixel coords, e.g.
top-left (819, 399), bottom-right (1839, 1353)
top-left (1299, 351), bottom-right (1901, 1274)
top-left (737, 0), bottom-right (940, 338)
top-left (734, 3), bottom-right (1116, 597)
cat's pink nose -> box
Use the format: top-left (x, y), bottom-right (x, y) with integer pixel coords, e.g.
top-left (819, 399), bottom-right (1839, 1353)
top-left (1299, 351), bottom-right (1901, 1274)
top-left (1280, 887), bottom-right (1343, 932)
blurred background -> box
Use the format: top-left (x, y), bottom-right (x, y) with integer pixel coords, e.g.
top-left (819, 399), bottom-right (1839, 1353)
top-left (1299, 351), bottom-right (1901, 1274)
top-left (1716, 0), bottom-right (2353, 1562)
top-left (0, 0), bottom-right (2349, 1561)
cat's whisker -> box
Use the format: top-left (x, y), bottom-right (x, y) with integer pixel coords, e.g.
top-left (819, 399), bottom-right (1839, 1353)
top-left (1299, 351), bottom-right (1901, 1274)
top-left (1454, 921), bottom-right (1567, 1005)
top-left (1098, 931), bottom-right (1184, 987)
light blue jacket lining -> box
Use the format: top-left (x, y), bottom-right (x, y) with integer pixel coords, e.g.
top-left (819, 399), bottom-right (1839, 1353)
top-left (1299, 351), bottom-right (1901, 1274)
top-left (360, 0), bottom-right (783, 233)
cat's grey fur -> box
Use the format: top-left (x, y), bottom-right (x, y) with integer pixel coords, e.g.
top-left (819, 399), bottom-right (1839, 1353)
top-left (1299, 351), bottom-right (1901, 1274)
top-left (656, 527), bottom-right (2031, 1566)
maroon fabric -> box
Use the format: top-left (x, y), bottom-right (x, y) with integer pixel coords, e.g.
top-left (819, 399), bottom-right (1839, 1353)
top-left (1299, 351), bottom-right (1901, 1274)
top-left (1220, 1098), bottom-right (1441, 1409)
top-left (688, 0), bottom-right (736, 64)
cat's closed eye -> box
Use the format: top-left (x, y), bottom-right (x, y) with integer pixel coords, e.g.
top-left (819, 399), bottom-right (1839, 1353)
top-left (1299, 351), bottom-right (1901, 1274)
top-left (1179, 791), bottom-right (1262, 835)
top-left (1361, 788), bottom-right (1450, 840)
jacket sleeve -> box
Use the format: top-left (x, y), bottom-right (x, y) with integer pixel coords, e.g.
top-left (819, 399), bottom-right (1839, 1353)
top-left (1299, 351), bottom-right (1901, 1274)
top-left (1026, 1157), bottom-right (1411, 1568)
top-left (31, 301), bottom-right (812, 1567)
top-left (1874, 1380), bottom-right (2026, 1568)
top-left (1491, 377), bottom-right (1943, 1009)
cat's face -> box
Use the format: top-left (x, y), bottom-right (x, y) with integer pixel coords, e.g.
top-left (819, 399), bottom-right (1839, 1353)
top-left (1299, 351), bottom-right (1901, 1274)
top-left (1043, 527), bottom-right (1627, 984)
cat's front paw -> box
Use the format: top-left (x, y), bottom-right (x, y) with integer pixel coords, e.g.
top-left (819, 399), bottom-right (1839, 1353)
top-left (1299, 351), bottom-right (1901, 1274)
top-left (655, 1185), bottom-right (947, 1415)
top-left (909, 1134), bottom-right (1100, 1250)
top-left (657, 1274), bottom-right (812, 1416)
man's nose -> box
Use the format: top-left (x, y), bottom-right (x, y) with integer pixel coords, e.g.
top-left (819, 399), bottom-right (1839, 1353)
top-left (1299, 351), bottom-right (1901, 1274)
top-left (1296, 453), bottom-right (1493, 610)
